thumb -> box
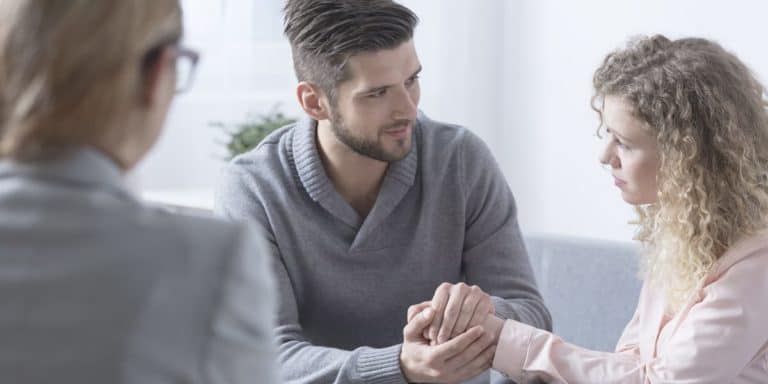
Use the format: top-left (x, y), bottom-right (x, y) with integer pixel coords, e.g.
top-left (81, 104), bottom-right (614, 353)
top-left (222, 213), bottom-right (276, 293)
top-left (404, 307), bottom-right (435, 341)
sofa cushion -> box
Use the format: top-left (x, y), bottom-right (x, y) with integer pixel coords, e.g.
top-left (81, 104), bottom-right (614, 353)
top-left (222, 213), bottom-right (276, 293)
top-left (524, 234), bottom-right (643, 352)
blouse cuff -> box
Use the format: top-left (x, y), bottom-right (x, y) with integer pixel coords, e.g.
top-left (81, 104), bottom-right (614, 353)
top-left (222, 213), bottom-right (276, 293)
top-left (492, 319), bottom-right (535, 381)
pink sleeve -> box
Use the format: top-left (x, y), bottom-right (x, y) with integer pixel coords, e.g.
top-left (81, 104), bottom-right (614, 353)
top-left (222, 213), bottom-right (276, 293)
top-left (492, 251), bottom-right (768, 383)
top-left (492, 320), bottom-right (646, 384)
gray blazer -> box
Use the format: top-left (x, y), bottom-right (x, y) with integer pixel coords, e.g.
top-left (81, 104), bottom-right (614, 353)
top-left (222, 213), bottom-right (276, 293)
top-left (0, 148), bottom-right (280, 384)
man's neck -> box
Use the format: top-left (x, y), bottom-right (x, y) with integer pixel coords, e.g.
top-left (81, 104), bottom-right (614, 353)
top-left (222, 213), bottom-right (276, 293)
top-left (317, 120), bottom-right (387, 218)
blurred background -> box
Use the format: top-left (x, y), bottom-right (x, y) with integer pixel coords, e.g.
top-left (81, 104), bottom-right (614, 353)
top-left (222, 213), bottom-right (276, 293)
top-left (133, 0), bottom-right (768, 242)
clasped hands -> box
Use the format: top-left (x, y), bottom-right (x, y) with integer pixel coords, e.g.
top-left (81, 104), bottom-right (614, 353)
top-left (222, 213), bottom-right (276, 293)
top-left (399, 283), bottom-right (505, 383)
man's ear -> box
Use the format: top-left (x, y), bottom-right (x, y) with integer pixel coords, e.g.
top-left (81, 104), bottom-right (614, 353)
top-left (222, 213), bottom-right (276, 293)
top-left (141, 49), bottom-right (173, 107)
top-left (296, 81), bottom-right (331, 120)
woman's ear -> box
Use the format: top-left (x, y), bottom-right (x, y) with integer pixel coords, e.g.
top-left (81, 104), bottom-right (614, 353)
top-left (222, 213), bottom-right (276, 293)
top-left (141, 48), bottom-right (174, 107)
top-left (296, 81), bottom-right (331, 121)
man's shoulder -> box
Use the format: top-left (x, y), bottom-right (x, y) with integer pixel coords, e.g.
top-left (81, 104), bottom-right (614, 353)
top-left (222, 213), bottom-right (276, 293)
top-left (417, 113), bottom-right (492, 160)
top-left (418, 113), bottom-right (468, 143)
top-left (215, 121), bottom-right (300, 208)
top-left (225, 122), bottom-right (296, 179)
top-left (232, 123), bottom-right (294, 165)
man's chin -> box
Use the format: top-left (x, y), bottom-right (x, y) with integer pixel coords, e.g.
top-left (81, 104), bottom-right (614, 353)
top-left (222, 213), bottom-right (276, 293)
top-left (383, 142), bottom-right (412, 162)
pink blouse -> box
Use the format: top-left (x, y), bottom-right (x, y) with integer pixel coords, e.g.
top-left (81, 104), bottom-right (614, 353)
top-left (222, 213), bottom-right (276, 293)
top-left (492, 232), bottom-right (768, 383)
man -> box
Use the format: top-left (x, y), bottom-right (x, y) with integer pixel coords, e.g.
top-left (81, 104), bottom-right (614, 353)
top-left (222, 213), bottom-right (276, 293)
top-left (215, 0), bottom-right (551, 382)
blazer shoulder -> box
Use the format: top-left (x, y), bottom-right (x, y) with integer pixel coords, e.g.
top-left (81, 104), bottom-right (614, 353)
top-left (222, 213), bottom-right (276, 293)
top-left (129, 205), bottom-right (250, 264)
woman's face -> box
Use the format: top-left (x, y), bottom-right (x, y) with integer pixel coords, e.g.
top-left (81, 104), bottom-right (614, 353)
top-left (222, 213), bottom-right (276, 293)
top-left (598, 95), bottom-right (661, 205)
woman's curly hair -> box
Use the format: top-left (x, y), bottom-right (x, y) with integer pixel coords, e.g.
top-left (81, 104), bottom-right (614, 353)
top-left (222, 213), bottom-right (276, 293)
top-left (592, 35), bottom-right (768, 311)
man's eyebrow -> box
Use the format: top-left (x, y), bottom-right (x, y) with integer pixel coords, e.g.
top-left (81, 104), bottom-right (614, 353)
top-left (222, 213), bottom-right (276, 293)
top-left (358, 66), bottom-right (423, 95)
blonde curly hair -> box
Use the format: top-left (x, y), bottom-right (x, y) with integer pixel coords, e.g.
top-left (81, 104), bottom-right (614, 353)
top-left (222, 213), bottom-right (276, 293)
top-left (592, 35), bottom-right (768, 311)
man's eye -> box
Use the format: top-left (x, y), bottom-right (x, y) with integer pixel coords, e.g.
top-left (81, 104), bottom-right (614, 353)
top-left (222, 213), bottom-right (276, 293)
top-left (368, 89), bottom-right (386, 98)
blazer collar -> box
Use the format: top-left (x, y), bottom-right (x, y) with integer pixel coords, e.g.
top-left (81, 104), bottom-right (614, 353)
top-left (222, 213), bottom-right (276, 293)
top-left (0, 146), bottom-right (135, 202)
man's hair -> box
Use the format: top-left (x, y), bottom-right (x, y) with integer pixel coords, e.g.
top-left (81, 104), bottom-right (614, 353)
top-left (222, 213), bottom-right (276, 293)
top-left (283, 0), bottom-right (418, 102)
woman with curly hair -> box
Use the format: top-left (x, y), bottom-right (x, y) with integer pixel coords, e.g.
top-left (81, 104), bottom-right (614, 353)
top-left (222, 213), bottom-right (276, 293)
top-left (412, 35), bottom-right (768, 383)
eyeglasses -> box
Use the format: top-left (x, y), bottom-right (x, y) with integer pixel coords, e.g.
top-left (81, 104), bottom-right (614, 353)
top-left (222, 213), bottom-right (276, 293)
top-left (142, 43), bottom-right (200, 94)
top-left (172, 46), bottom-right (200, 94)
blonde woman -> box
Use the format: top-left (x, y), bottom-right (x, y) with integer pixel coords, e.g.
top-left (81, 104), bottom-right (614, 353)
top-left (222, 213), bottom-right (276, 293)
top-left (407, 35), bottom-right (768, 382)
top-left (0, 1), bottom-right (279, 383)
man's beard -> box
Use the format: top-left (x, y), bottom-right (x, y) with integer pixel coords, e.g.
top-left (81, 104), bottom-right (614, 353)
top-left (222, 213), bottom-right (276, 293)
top-left (329, 108), bottom-right (413, 163)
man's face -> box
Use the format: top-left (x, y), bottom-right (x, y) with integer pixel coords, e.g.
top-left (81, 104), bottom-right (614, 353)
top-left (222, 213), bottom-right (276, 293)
top-left (327, 39), bottom-right (421, 162)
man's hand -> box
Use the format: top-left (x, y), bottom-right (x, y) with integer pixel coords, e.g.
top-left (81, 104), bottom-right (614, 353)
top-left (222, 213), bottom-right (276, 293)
top-left (428, 283), bottom-right (495, 345)
top-left (407, 301), bottom-right (434, 341)
top-left (400, 307), bottom-right (496, 383)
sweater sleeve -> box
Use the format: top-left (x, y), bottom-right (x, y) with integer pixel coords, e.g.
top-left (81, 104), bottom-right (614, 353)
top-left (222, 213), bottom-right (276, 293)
top-left (458, 131), bottom-right (552, 331)
top-left (214, 163), bottom-right (407, 384)
top-left (492, 249), bottom-right (768, 383)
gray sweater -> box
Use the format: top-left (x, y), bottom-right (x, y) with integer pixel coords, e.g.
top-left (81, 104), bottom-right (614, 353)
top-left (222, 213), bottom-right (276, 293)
top-left (214, 112), bottom-right (551, 384)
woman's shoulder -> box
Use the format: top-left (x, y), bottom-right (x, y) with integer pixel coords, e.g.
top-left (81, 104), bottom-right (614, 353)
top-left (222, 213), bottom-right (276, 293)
top-left (713, 230), bottom-right (768, 276)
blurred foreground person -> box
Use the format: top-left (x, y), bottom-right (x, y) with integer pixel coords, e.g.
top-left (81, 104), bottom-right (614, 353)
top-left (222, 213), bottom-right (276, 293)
top-left (0, 1), bottom-right (280, 383)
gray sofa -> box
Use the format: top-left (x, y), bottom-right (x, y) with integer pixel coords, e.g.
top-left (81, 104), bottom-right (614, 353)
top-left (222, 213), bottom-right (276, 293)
top-left (524, 234), bottom-right (643, 352)
top-left (484, 234), bottom-right (643, 383)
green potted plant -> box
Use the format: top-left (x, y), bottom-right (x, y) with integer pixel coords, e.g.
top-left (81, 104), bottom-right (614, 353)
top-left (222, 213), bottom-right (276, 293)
top-left (214, 106), bottom-right (296, 159)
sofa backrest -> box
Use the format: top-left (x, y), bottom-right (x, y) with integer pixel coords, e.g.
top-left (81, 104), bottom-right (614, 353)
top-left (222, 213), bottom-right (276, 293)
top-left (524, 234), bottom-right (643, 352)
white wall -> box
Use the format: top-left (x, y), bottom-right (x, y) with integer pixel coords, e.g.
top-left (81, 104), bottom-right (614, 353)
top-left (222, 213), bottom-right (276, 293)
top-left (398, 0), bottom-right (505, 143)
top-left (134, 0), bottom-right (768, 241)
top-left (404, 0), bottom-right (768, 242)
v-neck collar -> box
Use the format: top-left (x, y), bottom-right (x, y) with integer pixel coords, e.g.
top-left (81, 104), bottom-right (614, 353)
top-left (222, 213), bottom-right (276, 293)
top-left (290, 116), bottom-right (419, 245)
